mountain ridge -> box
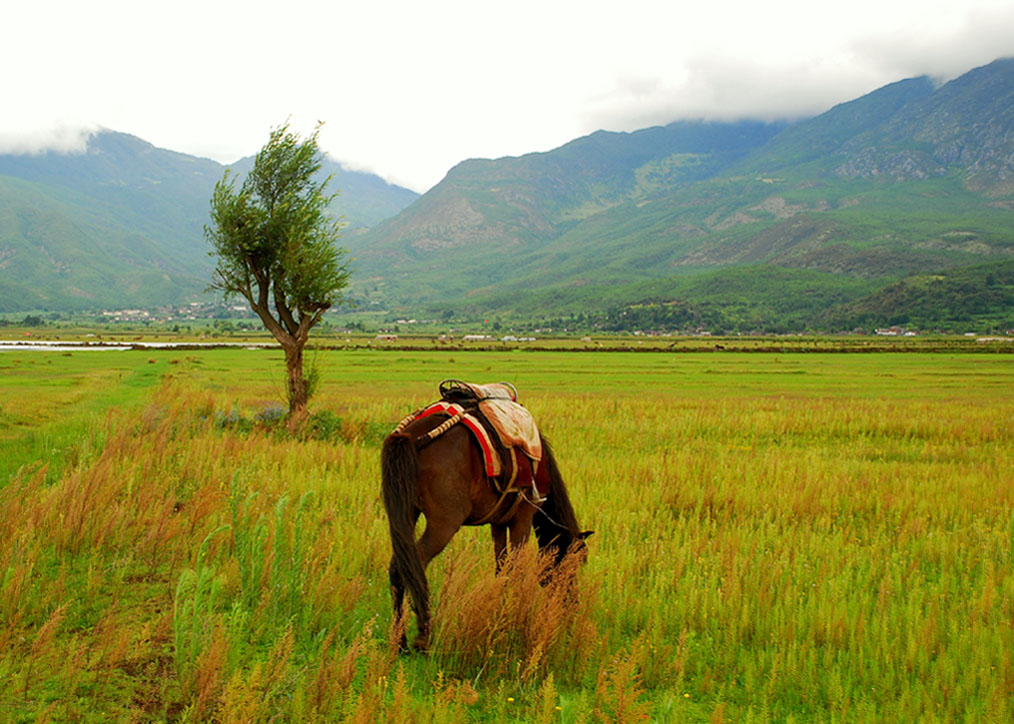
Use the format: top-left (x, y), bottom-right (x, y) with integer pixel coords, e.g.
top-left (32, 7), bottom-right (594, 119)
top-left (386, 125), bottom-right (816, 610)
top-left (2, 59), bottom-right (1014, 332)
top-left (343, 58), bottom-right (1014, 331)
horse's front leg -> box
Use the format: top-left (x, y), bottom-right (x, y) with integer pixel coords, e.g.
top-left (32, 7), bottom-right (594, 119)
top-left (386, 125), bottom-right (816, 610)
top-left (491, 524), bottom-right (508, 573)
top-left (507, 502), bottom-right (537, 550)
top-left (498, 502), bottom-right (537, 571)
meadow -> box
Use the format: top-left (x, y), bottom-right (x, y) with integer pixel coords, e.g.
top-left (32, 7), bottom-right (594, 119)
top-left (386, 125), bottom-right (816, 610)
top-left (1, 345), bottom-right (1012, 722)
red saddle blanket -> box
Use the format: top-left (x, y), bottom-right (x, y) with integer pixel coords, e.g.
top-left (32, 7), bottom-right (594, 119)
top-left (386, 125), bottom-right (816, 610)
top-left (412, 398), bottom-right (547, 499)
top-left (415, 401), bottom-right (503, 477)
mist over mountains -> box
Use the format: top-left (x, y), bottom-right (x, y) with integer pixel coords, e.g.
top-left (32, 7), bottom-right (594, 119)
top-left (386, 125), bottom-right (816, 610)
top-left (2, 58), bottom-right (1014, 331)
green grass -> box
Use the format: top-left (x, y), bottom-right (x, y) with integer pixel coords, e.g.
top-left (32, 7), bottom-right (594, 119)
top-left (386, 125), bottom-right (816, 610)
top-left (1, 347), bottom-right (1012, 722)
top-left (0, 350), bottom-right (167, 483)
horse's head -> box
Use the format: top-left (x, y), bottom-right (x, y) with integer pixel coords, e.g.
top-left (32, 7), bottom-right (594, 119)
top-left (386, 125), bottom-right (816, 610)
top-left (539, 526), bottom-right (594, 569)
top-left (569, 529), bottom-right (594, 565)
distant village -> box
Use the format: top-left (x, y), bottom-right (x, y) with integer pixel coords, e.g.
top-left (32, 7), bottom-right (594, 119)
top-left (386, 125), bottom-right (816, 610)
top-left (4, 303), bottom-right (1012, 340)
top-left (97, 302), bottom-right (255, 323)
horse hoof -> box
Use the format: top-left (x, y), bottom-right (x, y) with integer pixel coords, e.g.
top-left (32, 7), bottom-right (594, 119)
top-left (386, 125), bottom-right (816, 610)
top-left (413, 635), bottom-right (430, 653)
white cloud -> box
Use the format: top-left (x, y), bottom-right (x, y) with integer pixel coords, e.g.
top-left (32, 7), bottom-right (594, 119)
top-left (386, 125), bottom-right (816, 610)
top-left (0, 124), bottom-right (96, 155)
top-left (579, 1), bottom-right (1014, 137)
top-left (1, 0), bottom-right (1013, 191)
top-left (582, 58), bottom-right (883, 131)
top-left (849, 5), bottom-right (1014, 81)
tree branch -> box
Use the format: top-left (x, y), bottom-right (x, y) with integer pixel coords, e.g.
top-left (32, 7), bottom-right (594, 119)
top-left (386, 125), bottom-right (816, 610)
top-left (274, 281), bottom-right (299, 337)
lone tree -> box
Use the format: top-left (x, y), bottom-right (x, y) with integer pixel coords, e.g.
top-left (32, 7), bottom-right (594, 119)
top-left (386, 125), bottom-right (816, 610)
top-left (206, 122), bottom-right (350, 422)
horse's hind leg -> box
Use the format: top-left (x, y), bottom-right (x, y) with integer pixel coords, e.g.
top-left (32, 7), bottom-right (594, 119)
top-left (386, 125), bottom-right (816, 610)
top-left (389, 508), bottom-right (420, 652)
top-left (412, 516), bottom-right (461, 651)
top-left (389, 559), bottom-right (409, 651)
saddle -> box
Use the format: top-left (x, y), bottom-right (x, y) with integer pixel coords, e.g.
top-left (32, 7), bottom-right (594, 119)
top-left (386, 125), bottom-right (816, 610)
top-left (438, 380), bottom-right (543, 463)
top-left (392, 380), bottom-right (547, 503)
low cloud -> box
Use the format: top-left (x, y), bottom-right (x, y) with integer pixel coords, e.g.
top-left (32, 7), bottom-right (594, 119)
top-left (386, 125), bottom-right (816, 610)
top-left (0, 124), bottom-right (96, 156)
top-left (582, 58), bottom-right (884, 133)
top-left (581, 7), bottom-right (1014, 136)
top-left (850, 6), bottom-right (1014, 82)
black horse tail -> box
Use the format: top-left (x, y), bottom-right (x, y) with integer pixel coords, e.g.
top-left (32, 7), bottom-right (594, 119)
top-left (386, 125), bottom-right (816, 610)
top-left (381, 433), bottom-right (428, 621)
top-left (533, 435), bottom-right (586, 562)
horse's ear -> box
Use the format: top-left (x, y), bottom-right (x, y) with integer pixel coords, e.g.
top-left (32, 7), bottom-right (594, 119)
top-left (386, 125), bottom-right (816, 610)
top-left (578, 530), bottom-right (594, 540)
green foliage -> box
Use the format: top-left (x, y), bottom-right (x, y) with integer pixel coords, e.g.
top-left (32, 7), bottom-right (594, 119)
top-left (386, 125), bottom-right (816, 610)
top-left (577, 267), bottom-right (878, 333)
top-left (206, 122), bottom-right (351, 321)
top-left (174, 525), bottom-right (231, 681)
top-left (206, 122), bottom-right (353, 415)
top-left (346, 61), bottom-right (1014, 330)
top-left (0, 131), bottom-right (415, 313)
top-left (824, 260), bottom-right (1014, 331)
top-left (0, 175), bottom-right (208, 312)
top-left (5, 62), bottom-right (1014, 335)
top-left (306, 408), bottom-right (343, 440)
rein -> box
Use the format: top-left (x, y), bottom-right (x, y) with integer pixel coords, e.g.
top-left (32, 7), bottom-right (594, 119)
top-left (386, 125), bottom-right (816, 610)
top-left (519, 493), bottom-right (572, 536)
top-left (472, 486), bottom-right (528, 526)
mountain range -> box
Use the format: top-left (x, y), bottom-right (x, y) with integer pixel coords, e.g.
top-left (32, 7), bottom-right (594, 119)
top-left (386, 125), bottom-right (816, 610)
top-left (345, 58), bottom-right (1014, 332)
top-left (3, 58), bottom-right (1014, 331)
top-left (0, 133), bottom-right (418, 312)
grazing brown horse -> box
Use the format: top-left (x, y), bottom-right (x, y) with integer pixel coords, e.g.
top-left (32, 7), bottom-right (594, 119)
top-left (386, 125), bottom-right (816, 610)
top-left (381, 410), bottom-right (591, 652)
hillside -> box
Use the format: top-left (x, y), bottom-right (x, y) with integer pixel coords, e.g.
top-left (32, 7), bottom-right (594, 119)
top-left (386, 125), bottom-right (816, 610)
top-left (821, 260), bottom-right (1014, 331)
top-left (0, 132), bottom-right (418, 312)
top-left (3, 60), bottom-right (1014, 330)
top-left (0, 173), bottom-right (203, 311)
top-left (348, 121), bottom-right (786, 302)
top-left (225, 154), bottom-right (418, 230)
top-left (348, 58), bottom-right (1014, 331)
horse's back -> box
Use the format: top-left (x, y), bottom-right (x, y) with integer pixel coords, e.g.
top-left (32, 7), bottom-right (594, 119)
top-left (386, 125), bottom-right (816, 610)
top-left (404, 418), bottom-right (487, 519)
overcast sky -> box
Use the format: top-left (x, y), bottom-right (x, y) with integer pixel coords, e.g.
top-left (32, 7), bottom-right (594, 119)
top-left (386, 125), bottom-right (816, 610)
top-left (4, 0), bottom-right (1014, 192)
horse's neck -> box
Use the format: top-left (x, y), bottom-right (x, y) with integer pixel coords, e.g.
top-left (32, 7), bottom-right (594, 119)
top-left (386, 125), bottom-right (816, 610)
top-left (535, 520), bottom-right (573, 550)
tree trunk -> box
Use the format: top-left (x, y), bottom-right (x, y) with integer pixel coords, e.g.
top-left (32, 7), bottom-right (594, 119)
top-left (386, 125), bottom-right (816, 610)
top-left (284, 343), bottom-right (309, 428)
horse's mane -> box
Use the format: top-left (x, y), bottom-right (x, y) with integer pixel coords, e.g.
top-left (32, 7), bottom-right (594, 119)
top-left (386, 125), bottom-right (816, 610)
top-left (532, 436), bottom-right (582, 545)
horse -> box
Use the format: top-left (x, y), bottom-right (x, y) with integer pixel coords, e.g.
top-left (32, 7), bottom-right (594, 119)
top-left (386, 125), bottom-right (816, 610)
top-left (381, 409), bottom-right (591, 652)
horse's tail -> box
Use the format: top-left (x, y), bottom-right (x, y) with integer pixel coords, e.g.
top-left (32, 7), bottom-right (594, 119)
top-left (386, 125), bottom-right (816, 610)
top-left (533, 435), bottom-right (583, 554)
top-left (381, 433), bottom-right (428, 620)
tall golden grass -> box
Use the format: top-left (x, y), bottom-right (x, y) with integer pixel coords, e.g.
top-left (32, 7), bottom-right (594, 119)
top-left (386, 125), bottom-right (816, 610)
top-left (1, 353), bottom-right (1012, 722)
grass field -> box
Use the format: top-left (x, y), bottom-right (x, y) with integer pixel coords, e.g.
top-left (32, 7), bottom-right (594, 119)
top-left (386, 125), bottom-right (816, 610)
top-left (1, 346), bottom-right (1012, 722)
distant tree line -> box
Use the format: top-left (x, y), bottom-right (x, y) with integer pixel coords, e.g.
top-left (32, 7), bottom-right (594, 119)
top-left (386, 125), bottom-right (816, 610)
top-left (820, 262), bottom-right (1014, 332)
top-left (0, 315), bottom-right (47, 327)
